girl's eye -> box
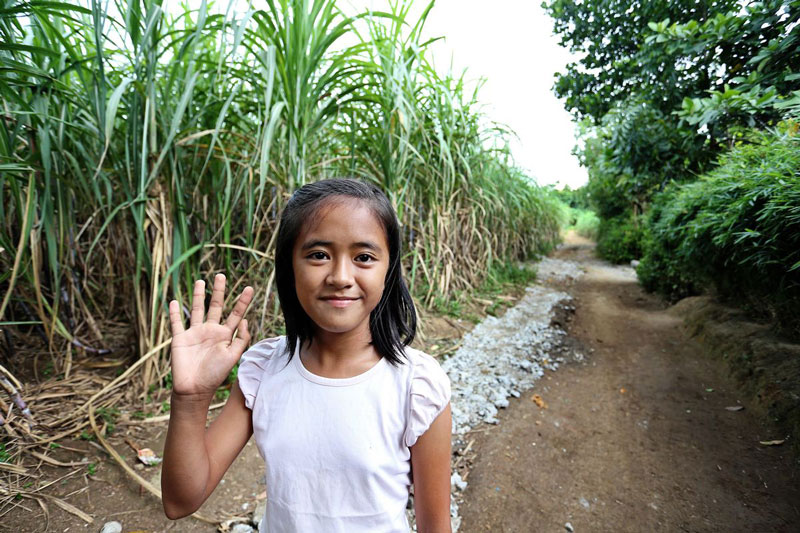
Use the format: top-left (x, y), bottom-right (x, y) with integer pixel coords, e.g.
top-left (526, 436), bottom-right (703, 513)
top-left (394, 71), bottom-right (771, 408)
top-left (355, 254), bottom-right (376, 263)
top-left (308, 251), bottom-right (328, 260)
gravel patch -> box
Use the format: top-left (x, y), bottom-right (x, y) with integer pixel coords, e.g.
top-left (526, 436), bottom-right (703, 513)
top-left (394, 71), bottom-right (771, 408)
top-left (408, 257), bottom-right (586, 531)
top-left (534, 256), bottom-right (586, 282)
top-left (444, 285), bottom-right (573, 435)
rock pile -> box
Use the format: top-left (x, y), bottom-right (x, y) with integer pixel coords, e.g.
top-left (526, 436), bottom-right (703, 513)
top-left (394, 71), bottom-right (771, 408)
top-left (409, 257), bottom-right (586, 531)
top-left (444, 285), bottom-right (573, 435)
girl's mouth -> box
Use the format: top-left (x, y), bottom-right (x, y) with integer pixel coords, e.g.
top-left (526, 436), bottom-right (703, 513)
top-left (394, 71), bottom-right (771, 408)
top-left (321, 297), bottom-right (359, 308)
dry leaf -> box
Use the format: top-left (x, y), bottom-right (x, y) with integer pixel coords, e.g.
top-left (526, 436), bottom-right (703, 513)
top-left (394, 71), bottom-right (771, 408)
top-left (620, 388), bottom-right (626, 394)
top-left (42, 494), bottom-right (93, 523)
top-left (531, 394), bottom-right (547, 409)
top-left (759, 439), bottom-right (785, 446)
top-left (725, 406), bottom-right (744, 411)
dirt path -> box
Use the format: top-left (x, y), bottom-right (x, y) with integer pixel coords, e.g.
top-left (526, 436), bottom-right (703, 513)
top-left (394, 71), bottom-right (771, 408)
top-left (7, 236), bottom-right (800, 532)
top-left (458, 236), bottom-right (800, 532)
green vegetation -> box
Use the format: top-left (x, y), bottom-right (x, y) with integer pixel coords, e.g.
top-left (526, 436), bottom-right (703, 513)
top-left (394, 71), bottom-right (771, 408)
top-left (595, 215), bottom-right (644, 264)
top-left (96, 406), bottom-right (120, 434)
top-left (544, 0), bottom-right (800, 448)
top-left (545, 0), bottom-right (800, 334)
top-left (476, 261), bottom-right (538, 318)
top-left (638, 128), bottom-right (800, 335)
top-left (0, 0), bottom-right (563, 393)
top-left (570, 210), bottom-right (599, 241)
top-left (552, 185), bottom-right (598, 240)
top-left (545, 0), bottom-right (800, 264)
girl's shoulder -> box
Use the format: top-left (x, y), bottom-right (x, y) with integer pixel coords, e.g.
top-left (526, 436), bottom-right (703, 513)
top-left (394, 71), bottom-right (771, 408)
top-left (401, 346), bottom-right (451, 447)
top-left (402, 345), bottom-right (449, 380)
top-left (237, 336), bottom-right (288, 409)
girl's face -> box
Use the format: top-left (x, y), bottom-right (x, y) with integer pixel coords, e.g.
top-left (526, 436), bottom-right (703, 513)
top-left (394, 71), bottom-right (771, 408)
top-left (292, 198), bottom-right (390, 339)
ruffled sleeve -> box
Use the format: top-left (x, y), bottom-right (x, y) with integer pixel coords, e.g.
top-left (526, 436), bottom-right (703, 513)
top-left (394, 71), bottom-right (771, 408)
top-left (237, 336), bottom-right (283, 410)
top-left (403, 350), bottom-right (452, 447)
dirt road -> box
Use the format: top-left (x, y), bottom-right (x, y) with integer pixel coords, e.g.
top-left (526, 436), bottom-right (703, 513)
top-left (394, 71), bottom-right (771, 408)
top-left (458, 236), bottom-right (800, 532)
top-left (7, 236), bottom-right (799, 532)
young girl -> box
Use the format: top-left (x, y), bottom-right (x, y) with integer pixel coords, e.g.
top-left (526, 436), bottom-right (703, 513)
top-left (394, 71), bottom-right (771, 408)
top-left (162, 179), bottom-right (452, 532)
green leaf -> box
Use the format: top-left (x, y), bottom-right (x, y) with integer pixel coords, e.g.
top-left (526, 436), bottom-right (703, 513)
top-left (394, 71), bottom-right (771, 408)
top-left (104, 77), bottom-right (133, 145)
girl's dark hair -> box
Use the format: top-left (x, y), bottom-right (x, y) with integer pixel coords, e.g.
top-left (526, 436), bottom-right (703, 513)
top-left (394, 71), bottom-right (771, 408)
top-left (275, 178), bottom-right (416, 365)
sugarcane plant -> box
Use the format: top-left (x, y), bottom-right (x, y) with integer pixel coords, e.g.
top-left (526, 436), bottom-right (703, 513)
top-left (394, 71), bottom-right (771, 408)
top-left (0, 0), bottom-right (564, 395)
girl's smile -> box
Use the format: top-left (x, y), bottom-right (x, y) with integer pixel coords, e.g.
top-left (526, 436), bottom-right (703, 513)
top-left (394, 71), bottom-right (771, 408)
top-left (321, 295), bottom-right (359, 308)
top-left (292, 199), bottom-right (389, 338)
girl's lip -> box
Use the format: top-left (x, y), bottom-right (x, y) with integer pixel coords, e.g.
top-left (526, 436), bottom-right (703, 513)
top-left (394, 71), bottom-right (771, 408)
top-left (321, 297), bottom-right (358, 308)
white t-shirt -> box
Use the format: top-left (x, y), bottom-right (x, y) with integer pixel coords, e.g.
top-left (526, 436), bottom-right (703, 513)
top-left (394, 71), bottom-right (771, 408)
top-left (237, 336), bottom-right (451, 533)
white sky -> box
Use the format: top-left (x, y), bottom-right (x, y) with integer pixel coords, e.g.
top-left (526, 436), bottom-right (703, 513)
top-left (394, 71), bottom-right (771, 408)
top-left (345, 0), bottom-right (587, 189)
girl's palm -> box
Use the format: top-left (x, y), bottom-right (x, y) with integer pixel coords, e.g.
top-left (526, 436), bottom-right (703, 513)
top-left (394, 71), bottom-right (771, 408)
top-left (169, 274), bottom-right (254, 397)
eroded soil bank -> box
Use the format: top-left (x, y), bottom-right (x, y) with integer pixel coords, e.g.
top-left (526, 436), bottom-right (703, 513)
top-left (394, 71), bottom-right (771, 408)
top-left (458, 236), bottom-right (800, 533)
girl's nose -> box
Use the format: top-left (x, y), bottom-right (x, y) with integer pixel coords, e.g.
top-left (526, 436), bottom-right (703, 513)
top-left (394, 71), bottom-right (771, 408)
top-left (326, 257), bottom-right (354, 287)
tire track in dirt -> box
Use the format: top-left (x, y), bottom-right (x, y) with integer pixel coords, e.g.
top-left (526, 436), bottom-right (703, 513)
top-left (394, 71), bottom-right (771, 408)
top-left (458, 236), bottom-right (800, 532)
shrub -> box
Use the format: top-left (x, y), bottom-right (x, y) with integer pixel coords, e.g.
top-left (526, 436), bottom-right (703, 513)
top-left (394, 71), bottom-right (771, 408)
top-left (638, 127), bottom-right (800, 335)
top-left (596, 214), bottom-right (645, 264)
top-left (636, 187), bottom-right (703, 300)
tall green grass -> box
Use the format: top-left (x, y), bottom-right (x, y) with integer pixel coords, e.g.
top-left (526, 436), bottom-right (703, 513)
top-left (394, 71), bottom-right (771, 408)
top-left (1, 0), bottom-right (563, 391)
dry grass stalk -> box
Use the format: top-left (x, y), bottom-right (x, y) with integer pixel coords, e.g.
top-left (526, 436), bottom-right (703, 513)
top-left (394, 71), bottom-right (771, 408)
top-left (87, 402), bottom-right (217, 524)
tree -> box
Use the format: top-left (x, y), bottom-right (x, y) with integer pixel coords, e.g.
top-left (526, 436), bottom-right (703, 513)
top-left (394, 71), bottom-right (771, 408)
top-left (544, 0), bottom-right (800, 264)
top-left (542, 0), bottom-right (740, 123)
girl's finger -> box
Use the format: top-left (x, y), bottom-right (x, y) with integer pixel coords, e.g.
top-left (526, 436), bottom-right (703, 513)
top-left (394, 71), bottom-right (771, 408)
top-left (224, 286), bottom-right (254, 331)
top-left (206, 273), bottom-right (226, 324)
top-left (229, 319), bottom-right (251, 357)
top-left (168, 300), bottom-right (185, 336)
top-left (190, 280), bottom-right (205, 326)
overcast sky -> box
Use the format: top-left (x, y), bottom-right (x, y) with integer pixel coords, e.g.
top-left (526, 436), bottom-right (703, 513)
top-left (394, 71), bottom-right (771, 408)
top-left (346, 0), bottom-right (587, 189)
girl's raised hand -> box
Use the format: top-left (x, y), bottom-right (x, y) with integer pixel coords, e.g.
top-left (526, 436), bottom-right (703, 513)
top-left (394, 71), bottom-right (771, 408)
top-left (168, 274), bottom-right (254, 399)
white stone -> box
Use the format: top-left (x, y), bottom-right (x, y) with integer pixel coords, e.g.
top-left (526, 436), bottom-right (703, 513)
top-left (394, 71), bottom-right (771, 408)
top-left (99, 522), bottom-right (122, 533)
top-left (450, 472), bottom-right (468, 491)
top-left (404, 257), bottom-right (585, 532)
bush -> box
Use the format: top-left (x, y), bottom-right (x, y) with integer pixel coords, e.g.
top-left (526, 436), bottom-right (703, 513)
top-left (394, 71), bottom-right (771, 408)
top-left (636, 187), bottom-right (703, 300)
top-left (572, 209), bottom-right (600, 240)
top-left (596, 215), bottom-right (645, 264)
top-left (638, 127), bottom-right (800, 335)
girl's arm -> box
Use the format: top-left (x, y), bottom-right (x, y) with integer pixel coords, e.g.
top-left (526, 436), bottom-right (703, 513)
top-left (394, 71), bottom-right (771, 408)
top-left (161, 274), bottom-right (254, 519)
top-left (162, 382), bottom-right (253, 518)
top-left (410, 403), bottom-right (453, 533)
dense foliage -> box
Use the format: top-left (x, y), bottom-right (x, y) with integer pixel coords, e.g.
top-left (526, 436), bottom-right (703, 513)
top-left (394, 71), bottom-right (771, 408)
top-left (544, 0), bottom-right (799, 128)
top-left (0, 0), bottom-right (563, 389)
top-left (638, 129), bottom-right (800, 334)
top-left (545, 0), bottom-right (800, 264)
top-left (545, 0), bottom-right (800, 337)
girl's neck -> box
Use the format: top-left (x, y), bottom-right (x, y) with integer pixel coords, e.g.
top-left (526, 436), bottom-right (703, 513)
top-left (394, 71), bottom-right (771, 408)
top-left (300, 327), bottom-right (381, 379)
